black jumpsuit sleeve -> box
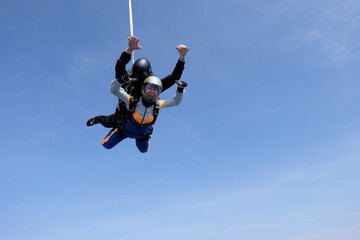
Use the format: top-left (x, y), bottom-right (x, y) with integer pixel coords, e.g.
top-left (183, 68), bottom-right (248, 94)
top-left (115, 52), bottom-right (132, 79)
top-left (160, 59), bottom-right (185, 92)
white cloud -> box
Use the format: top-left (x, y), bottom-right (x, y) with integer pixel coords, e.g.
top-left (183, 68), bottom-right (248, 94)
top-left (292, 0), bottom-right (360, 64)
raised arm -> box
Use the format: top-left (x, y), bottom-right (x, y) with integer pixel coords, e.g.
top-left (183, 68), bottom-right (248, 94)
top-left (159, 81), bottom-right (188, 109)
top-left (161, 45), bottom-right (190, 92)
top-left (115, 36), bottom-right (142, 78)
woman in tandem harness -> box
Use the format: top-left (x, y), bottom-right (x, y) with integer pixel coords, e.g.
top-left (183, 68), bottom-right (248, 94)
top-left (102, 75), bottom-right (187, 153)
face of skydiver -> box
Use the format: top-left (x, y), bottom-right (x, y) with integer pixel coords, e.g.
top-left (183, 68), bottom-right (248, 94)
top-left (145, 85), bottom-right (159, 98)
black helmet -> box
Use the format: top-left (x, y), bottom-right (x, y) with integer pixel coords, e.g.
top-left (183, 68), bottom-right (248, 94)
top-left (132, 58), bottom-right (152, 82)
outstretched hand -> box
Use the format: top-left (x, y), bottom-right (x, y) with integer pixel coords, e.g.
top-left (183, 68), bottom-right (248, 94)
top-left (176, 45), bottom-right (190, 60)
top-left (125, 36), bottom-right (142, 54)
top-left (176, 80), bottom-right (188, 89)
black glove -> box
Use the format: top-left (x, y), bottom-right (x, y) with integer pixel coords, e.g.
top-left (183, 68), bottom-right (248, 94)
top-left (176, 80), bottom-right (187, 88)
top-left (121, 75), bottom-right (131, 83)
top-left (176, 80), bottom-right (187, 92)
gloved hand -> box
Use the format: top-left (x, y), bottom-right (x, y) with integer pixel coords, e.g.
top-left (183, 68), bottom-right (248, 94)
top-left (176, 80), bottom-right (188, 88)
top-left (121, 75), bottom-right (131, 83)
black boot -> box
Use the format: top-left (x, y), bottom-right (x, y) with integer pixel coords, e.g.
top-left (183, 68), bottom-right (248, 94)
top-left (86, 117), bottom-right (96, 126)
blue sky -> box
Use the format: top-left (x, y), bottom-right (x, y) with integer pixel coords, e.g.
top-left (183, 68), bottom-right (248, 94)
top-left (1, 0), bottom-right (360, 239)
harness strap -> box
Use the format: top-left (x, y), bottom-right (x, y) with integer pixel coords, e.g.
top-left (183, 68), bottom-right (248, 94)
top-left (152, 100), bottom-right (160, 125)
top-left (127, 97), bottom-right (159, 125)
top-left (119, 97), bottom-right (160, 138)
top-left (127, 96), bottom-right (137, 118)
top-left (126, 118), bottom-right (148, 129)
top-left (124, 126), bottom-right (153, 139)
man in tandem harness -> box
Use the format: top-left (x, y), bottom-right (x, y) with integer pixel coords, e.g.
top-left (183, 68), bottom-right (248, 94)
top-left (116, 75), bottom-right (161, 140)
top-left (102, 75), bottom-right (187, 152)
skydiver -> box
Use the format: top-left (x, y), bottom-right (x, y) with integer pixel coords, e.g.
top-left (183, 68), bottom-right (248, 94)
top-left (86, 36), bottom-right (190, 128)
top-left (101, 75), bottom-right (188, 152)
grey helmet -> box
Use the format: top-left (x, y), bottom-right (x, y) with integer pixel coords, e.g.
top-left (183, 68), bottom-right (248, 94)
top-left (141, 76), bottom-right (163, 102)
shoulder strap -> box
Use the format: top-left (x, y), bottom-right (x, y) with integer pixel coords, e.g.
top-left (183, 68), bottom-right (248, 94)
top-left (129, 95), bottom-right (139, 116)
top-left (127, 96), bottom-right (140, 120)
top-left (151, 100), bottom-right (160, 125)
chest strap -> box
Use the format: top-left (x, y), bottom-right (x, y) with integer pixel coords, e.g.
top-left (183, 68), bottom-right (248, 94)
top-left (127, 97), bottom-right (160, 127)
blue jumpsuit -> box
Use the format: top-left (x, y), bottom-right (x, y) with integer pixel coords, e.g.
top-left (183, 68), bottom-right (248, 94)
top-left (102, 79), bottom-right (183, 153)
